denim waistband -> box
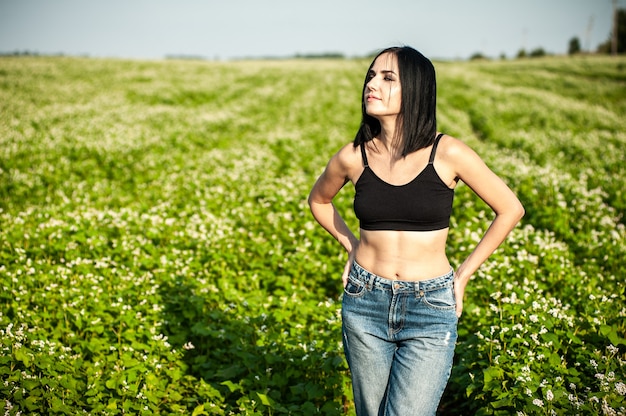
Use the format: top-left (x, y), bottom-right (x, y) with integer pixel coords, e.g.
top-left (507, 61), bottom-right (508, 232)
top-left (351, 261), bottom-right (454, 294)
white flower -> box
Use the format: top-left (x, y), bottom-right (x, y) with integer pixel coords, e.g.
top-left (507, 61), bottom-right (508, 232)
top-left (182, 342), bottom-right (195, 350)
top-left (607, 344), bottom-right (619, 355)
top-left (533, 398), bottom-right (544, 407)
top-left (616, 382), bottom-right (626, 396)
top-left (546, 390), bottom-right (554, 401)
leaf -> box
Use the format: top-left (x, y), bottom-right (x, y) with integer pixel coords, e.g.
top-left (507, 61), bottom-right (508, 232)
top-left (566, 331), bottom-right (582, 345)
top-left (549, 352), bottom-right (561, 367)
top-left (483, 366), bottom-right (503, 383)
top-left (24, 395), bottom-right (40, 411)
top-left (600, 324), bottom-right (613, 336)
top-left (600, 324), bottom-right (626, 345)
top-left (169, 390), bottom-right (183, 401)
top-left (540, 331), bottom-right (561, 348)
top-left (256, 392), bottom-right (272, 406)
top-left (22, 379), bottom-right (40, 390)
top-left (220, 380), bottom-right (242, 393)
top-left (105, 378), bottom-right (117, 390)
top-left (609, 331), bottom-right (626, 346)
top-left (106, 399), bottom-right (117, 410)
top-left (305, 382), bottom-right (325, 400)
top-left (215, 365), bottom-right (246, 379)
top-left (491, 396), bottom-right (513, 409)
top-left (14, 348), bottom-right (31, 367)
top-left (192, 404), bottom-right (207, 416)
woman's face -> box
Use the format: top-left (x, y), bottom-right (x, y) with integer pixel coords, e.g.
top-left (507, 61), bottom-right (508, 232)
top-left (364, 52), bottom-right (402, 120)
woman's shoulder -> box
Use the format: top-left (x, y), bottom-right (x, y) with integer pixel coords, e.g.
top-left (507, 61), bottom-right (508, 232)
top-left (333, 141), bottom-right (362, 167)
top-left (436, 134), bottom-right (478, 161)
top-left (436, 133), bottom-right (490, 179)
top-left (325, 141), bottom-right (364, 181)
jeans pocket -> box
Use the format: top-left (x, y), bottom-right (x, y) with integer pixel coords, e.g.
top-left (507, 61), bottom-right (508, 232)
top-left (423, 285), bottom-right (456, 310)
top-left (344, 276), bottom-right (367, 298)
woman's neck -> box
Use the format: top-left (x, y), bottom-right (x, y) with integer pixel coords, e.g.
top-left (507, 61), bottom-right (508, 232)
top-left (376, 120), bottom-right (403, 159)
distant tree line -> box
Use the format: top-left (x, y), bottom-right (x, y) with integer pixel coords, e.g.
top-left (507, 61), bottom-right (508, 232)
top-left (293, 52), bottom-right (345, 59)
top-left (0, 50), bottom-right (63, 57)
top-left (4, 9), bottom-right (624, 61)
top-left (471, 8), bottom-right (625, 60)
top-left (592, 8), bottom-right (626, 54)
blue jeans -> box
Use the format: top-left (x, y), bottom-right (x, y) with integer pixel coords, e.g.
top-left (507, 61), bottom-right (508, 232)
top-left (342, 261), bottom-right (458, 416)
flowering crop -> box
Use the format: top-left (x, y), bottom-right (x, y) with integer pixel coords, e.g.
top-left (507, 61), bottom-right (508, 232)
top-left (1, 55), bottom-right (624, 415)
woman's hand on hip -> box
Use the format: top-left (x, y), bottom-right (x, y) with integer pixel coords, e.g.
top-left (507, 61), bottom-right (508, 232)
top-left (342, 245), bottom-right (359, 288)
top-left (454, 271), bottom-right (468, 318)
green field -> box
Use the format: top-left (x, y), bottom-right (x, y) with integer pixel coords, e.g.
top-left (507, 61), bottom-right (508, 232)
top-left (1, 55), bottom-right (625, 415)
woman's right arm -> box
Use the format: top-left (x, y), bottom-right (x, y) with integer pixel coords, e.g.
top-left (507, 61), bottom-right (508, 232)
top-left (308, 144), bottom-right (360, 285)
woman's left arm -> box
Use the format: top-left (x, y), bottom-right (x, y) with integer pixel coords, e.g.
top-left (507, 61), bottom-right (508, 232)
top-left (445, 137), bottom-right (525, 317)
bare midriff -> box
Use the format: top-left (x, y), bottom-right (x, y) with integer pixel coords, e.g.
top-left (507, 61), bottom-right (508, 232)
top-left (355, 228), bottom-right (451, 281)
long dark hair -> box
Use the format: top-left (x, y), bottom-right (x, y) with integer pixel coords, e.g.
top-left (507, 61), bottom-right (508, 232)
top-left (353, 46), bottom-right (437, 156)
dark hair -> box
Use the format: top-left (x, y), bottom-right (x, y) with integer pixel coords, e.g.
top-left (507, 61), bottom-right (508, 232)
top-left (353, 46), bottom-right (437, 156)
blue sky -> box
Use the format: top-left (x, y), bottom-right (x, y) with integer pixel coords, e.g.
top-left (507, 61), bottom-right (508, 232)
top-left (0, 0), bottom-right (618, 60)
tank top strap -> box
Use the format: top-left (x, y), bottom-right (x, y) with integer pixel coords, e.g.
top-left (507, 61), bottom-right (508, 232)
top-left (428, 133), bottom-right (445, 164)
top-left (360, 142), bottom-right (369, 168)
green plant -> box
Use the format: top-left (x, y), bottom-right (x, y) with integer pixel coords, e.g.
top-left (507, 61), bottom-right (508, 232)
top-left (1, 55), bottom-right (624, 415)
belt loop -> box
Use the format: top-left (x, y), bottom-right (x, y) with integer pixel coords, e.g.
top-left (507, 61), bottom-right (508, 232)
top-left (366, 273), bottom-right (373, 291)
top-left (416, 281), bottom-right (425, 298)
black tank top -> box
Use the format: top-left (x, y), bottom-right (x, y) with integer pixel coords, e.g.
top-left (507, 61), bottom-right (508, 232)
top-left (354, 133), bottom-right (454, 231)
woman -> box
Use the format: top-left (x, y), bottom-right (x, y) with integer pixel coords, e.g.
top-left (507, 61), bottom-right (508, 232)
top-left (308, 46), bottom-right (524, 415)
